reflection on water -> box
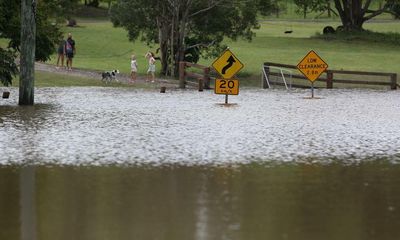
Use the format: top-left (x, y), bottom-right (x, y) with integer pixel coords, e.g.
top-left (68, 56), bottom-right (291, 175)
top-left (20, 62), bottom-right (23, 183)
top-left (1, 88), bottom-right (400, 165)
top-left (1, 163), bottom-right (400, 240)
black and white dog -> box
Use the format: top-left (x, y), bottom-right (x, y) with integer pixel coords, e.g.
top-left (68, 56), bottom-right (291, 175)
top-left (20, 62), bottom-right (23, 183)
top-left (101, 69), bottom-right (120, 83)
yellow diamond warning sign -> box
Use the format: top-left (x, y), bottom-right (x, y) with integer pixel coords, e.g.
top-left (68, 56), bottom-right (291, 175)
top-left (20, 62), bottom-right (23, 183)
top-left (212, 49), bottom-right (244, 79)
top-left (297, 50), bottom-right (328, 82)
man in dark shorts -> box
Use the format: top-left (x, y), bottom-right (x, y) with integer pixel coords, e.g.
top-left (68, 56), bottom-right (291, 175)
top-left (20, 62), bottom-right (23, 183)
top-left (65, 33), bottom-right (76, 70)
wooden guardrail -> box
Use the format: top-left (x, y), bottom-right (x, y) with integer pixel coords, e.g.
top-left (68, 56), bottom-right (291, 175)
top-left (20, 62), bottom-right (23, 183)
top-left (179, 62), bottom-right (212, 89)
top-left (263, 62), bottom-right (397, 90)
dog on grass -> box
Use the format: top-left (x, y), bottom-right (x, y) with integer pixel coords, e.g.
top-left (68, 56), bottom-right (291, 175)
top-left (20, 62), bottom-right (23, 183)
top-left (101, 70), bottom-right (120, 83)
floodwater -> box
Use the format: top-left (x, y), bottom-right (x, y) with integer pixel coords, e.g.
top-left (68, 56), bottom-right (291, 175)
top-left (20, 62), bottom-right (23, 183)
top-left (1, 87), bottom-right (400, 240)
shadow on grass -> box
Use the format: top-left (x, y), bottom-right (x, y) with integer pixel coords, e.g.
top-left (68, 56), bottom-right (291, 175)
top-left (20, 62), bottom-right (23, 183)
top-left (314, 29), bottom-right (400, 45)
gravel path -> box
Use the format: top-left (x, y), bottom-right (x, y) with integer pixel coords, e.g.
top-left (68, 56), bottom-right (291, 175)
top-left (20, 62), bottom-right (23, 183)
top-left (35, 62), bottom-right (184, 88)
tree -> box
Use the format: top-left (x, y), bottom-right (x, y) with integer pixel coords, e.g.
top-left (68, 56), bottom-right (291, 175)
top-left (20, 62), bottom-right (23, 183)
top-left (19, 0), bottom-right (36, 105)
top-left (85, 0), bottom-right (99, 7)
top-left (294, 0), bottom-right (328, 19)
top-left (333, 0), bottom-right (400, 31)
top-left (393, 2), bottom-right (400, 18)
top-left (41, 0), bottom-right (80, 20)
top-left (269, 0), bottom-right (286, 18)
top-left (110, 0), bottom-right (275, 77)
top-left (0, 0), bottom-right (64, 87)
top-left (0, 48), bottom-right (18, 87)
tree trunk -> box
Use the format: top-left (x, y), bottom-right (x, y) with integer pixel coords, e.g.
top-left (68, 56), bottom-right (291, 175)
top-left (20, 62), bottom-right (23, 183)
top-left (170, 14), bottom-right (175, 77)
top-left (334, 0), bottom-right (365, 31)
top-left (174, 18), bottom-right (187, 77)
top-left (327, 1), bottom-right (331, 18)
top-left (159, 32), bottom-right (170, 76)
top-left (19, 0), bottom-right (36, 105)
top-left (303, 5), bottom-right (307, 19)
top-left (156, 7), bottom-right (171, 76)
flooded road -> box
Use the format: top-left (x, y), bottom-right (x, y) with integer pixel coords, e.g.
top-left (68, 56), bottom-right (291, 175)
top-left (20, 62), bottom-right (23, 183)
top-left (1, 87), bottom-right (400, 239)
top-left (1, 88), bottom-right (400, 165)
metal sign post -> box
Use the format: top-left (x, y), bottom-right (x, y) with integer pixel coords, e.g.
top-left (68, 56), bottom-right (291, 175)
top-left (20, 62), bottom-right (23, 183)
top-left (311, 81), bottom-right (314, 98)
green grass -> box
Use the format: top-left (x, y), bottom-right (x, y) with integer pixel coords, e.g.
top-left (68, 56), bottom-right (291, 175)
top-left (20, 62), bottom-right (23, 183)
top-left (50, 19), bottom-right (400, 85)
top-left (3, 10), bottom-right (400, 87)
top-left (203, 20), bottom-right (400, 84)
top-left (50, 21), bottom-right (155, 76)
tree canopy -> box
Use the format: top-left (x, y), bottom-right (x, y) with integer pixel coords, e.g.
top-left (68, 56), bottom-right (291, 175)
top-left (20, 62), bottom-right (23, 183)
top-left (0, 0), bottom-right (66, 86)
top-left (110, 0), bottom-right (277, 76)
top-left (294, 0), bottom-right (328, 19)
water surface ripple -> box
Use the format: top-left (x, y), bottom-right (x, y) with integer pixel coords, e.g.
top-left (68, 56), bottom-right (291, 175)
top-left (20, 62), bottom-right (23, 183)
top-left (1, 87), bottom-right (400, 165)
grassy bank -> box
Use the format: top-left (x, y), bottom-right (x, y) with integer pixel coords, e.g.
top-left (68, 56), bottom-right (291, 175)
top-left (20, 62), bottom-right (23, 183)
top-left (48, 19), bottom-right (400, 85)
top-left (218, 20), bottom-right (400, 84)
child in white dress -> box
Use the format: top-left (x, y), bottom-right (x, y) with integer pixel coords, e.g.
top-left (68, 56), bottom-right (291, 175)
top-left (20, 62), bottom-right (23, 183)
top-left (130, 55), bottom-right (138, 83)
top-left (145, 52), bottom-right (156, 82)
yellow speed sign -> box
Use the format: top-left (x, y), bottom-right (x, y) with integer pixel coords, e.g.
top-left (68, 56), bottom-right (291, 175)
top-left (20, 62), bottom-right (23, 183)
top-left (215, 79), bottom-right (239, 95)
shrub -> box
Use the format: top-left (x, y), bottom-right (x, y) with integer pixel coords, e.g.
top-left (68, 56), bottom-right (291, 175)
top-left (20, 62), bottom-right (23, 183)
top-left (0, 48), bottom-right (18, 87)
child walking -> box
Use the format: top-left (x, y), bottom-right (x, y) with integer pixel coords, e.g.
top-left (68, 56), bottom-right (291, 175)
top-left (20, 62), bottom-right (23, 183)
top-left (130, 55), bottom-right (138, 83)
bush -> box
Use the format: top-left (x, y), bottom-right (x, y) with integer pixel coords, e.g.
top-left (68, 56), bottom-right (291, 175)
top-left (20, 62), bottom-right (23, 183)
top-left (0, 48), bottom-right (18, 87)
top-left (323, 26), bottom-right (335, 35)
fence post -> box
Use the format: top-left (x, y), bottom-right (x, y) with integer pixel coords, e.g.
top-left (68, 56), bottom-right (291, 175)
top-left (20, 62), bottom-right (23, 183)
top-left (262, 65), bottom-right (270, 89)
top-left (203, 67), bottom-right (211, 89)
top-left (179, 62), bottom-right (186, 89)
top-left (326, 71), bottom-right (333, 89)
top-left (391, 73), bottom-right (397, 90)
top-left (198, 78), bottom-right (204, 92)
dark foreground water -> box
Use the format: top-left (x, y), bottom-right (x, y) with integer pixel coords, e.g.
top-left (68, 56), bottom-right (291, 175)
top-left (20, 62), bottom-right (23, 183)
top-left (1, 88), bottom-right (400, 239)
top-left (1, 163), bottom-right (400, 240)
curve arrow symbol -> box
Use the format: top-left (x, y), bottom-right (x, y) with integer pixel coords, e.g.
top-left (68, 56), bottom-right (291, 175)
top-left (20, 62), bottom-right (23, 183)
top-left (221, 55), bottom-right (236, 75)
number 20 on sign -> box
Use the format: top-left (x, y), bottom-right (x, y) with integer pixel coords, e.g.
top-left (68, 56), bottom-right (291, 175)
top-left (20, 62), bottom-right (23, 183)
top-left (215, 79), bottom-right (239, 95)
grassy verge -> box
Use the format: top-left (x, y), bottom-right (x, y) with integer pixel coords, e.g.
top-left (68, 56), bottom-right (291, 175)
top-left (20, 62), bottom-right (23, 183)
top-left (50, 19), bottom-right (400, 85)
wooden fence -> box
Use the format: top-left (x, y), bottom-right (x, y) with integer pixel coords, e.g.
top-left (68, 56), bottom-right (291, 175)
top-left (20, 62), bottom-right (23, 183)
top-left (263, 62), bottom-right (398, 90)
top-left (179, 62), bottom-right (212, 89)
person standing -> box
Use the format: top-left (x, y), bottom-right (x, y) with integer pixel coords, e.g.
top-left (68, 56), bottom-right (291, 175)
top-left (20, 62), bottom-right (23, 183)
top-left (130, 54), bottom-right (138, 83)
top-left (145, 51), bottom-right (156, 82)
top-left (65, 33), bottom-right (76, 70)
top-left (56, 38), bottom-right (66, 69)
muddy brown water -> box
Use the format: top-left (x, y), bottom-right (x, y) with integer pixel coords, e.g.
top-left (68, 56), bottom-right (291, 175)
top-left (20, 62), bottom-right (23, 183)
top-left (1, 87), bottom-right (400, 240)
top-left (2, 163), bottom-right (400, 240)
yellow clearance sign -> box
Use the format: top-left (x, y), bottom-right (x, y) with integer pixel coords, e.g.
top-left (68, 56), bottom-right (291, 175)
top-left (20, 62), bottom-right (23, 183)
top-left (212, 49), bottom-right (244, 79)
top-left (297, 50), bottom-right (328, 82)
top-left (215, 79), bottom-right (239, 95)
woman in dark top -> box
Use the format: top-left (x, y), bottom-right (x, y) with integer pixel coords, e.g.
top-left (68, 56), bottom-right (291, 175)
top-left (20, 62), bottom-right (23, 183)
top-left (65, 33), bottom-right (76, 70)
